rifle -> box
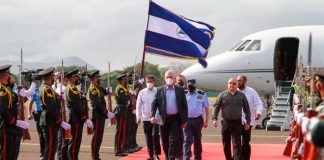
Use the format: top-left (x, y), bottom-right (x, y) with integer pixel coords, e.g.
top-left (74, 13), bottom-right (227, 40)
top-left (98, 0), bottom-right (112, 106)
top-left (107, 61), bottom-right (116, 125)
top-left (18, 48), bottom-right (31, 141)
top-left (61, 59), bottom-right (72, 139)
top-left (131, 57), bottom-right (138, 108)
top-left (83, 64), bottom-right (93, 135)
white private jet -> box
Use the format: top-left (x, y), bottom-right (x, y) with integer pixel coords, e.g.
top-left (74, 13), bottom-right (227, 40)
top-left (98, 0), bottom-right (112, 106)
top-left (182, 25), bottom-right (324, 130)
top-left (182, 25), bottom-right (324, 96)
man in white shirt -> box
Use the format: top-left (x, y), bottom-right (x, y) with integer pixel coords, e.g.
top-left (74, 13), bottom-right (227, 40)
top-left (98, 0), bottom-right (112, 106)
top-left (136, 75), bottom-right (161, 160)
top-left (237, 75), bottom-right (263, 160)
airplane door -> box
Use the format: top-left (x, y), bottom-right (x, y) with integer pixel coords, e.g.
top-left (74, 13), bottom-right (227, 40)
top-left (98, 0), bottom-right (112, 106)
top-left (274, 38), bottom-right (299, 81)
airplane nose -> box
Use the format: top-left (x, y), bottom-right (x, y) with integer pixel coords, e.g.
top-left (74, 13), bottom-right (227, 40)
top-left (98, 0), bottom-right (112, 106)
top-left (181, 63), bottom-right (204, 82)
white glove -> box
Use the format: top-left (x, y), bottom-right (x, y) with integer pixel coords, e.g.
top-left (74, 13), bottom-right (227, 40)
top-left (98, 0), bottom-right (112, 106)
top-left (107, 87), bottom-right (113, 94)
top-left (296, 113), bottom-right (304, 124)
top-left (130, 89), bottom-right (136, 96)
top-left (107, 111), bottom-right (115, 119)
top-left (132, 109), bottom-right (136, 115)
top-left (301, 117), bottom-right (309, 134)
top-left (85, 119), bottom-right (93, 129)
top-left (16, 120), bottom-right (30, 129)
top-left (138, 78), bottom-right (144, 85)
top-left (61, 121), bottom-right (71, 130)
top-left (86, 93), bottom-right (90, 101)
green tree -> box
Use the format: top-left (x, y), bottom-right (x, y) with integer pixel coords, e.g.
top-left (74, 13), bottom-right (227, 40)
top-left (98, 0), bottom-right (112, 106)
top-left (100, 62), bottom-right (167, 89)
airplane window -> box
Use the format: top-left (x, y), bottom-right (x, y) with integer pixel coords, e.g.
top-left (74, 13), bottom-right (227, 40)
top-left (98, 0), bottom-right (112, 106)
top-left (245, 40), bottom-right (261, 51)
top-left (229, 40), bottom-right (243, 51)
top-left (235, 40), bottom-right (251, 51)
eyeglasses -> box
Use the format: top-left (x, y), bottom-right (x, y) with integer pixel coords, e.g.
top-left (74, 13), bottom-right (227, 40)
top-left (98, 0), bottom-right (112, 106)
top-left (228, 82), bottom-right (237, 85)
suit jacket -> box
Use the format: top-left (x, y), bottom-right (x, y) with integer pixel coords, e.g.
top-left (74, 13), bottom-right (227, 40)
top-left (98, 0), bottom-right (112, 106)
top-left (151, 85), bottom-right (188, 125)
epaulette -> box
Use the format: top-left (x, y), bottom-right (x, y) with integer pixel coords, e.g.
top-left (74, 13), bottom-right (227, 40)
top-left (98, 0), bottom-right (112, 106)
top-left (44, 86), bottom-right (55, 98)
top-left (69, 85), bottom-right (80, 95)
top-left (89, 84), bottom-right (100, 97)
top-left (197, 90), bottom-right (205, 95)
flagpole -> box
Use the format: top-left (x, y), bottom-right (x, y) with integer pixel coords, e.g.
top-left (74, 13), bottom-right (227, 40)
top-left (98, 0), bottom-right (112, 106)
top-left (140, 0), bottom-right (152, 78)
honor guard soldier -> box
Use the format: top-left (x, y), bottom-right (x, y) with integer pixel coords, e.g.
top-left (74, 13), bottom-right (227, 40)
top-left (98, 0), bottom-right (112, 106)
top-left (66, 69), bottom-right (93, 160)
top-left (125, 73), bottom-right (142, 153)
top-left (12, 74), bottom-right (36, 160)
top-left (0, 65), bottom-right (30, 160)
top-left (88, 70), bottom-right (115, 160)
top-left (114, 73), bottom-right (130, 157)
top-left (9, 74), bottom-right (22, 160)
top-left (38, 67), bottom-right (71, 160)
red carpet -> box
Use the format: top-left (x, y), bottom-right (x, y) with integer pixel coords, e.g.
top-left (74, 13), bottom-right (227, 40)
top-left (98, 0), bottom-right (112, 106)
top-left (121, 143), bottom-right (289, 160)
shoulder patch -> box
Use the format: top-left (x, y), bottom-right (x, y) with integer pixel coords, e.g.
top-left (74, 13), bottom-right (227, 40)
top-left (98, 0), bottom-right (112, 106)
top-left (197, 90), bottom-right (205, 95)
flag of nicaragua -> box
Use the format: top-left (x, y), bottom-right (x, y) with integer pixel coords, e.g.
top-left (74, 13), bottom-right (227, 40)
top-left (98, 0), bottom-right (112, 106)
top-left (144, 1), bottom-right (215, 68)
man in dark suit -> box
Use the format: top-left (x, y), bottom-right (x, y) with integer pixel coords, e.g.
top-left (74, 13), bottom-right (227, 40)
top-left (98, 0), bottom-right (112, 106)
top-left (150, 70), bottom-right (188, 160)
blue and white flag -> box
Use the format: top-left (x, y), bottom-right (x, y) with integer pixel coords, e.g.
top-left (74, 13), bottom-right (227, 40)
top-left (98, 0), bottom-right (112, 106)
top-left (144, 1), bottom-right (215, 68)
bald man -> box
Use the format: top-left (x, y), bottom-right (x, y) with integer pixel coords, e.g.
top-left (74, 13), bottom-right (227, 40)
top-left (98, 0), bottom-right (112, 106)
top-left (212, 78), bottom-right (251, 160)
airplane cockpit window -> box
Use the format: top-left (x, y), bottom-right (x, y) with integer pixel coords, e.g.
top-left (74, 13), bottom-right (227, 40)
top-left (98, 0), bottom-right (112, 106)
top-left (245, 40), bottom-right (261, 51)
top-left (229, 40), bottom-right (243, 51)
top-left (235, 40), bottom-right (251, 51)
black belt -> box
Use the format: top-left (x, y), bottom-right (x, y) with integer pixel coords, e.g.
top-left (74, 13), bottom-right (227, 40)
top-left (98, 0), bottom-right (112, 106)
top-left (223, 118), bottom-right (241, 122)
top-left (166, 113), bottom-right (179, 118)
top-left (188, 116), bottom-right (202, 120)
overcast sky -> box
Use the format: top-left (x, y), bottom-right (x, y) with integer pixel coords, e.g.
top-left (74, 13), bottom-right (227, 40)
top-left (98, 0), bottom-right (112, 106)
top-left (0, 0), bottom-right (323, 71)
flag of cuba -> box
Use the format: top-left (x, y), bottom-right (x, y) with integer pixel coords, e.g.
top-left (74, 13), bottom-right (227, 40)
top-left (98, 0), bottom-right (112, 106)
top-left (144, 1), bottom-right (215, 68)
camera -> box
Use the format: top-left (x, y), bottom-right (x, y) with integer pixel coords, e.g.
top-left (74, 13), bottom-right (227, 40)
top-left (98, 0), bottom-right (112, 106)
top-left (21, 69), bottom-right (43, 82)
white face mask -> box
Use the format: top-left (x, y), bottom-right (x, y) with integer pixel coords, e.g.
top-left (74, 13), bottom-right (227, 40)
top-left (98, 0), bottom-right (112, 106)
top-left (166, 78), bottom-right (173, 85)
top-left (146, 83), bottom-right (154, 89)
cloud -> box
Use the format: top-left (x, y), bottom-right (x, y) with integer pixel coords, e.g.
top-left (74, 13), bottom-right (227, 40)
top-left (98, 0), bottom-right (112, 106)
top-left (0, 0), bottom-right (323, 71)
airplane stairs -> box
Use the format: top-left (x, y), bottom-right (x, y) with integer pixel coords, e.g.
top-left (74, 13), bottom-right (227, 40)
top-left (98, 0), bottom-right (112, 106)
top-left (266, 80), bottom-right (293, 131)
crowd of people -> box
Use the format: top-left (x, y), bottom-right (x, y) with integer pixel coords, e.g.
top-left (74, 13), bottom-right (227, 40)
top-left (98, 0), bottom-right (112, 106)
top-left (1, 62), bottom-right (323, 160)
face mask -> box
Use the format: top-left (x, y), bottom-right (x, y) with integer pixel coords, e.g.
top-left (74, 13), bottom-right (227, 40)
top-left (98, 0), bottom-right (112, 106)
top-left (177, 81), bottom-right (184, 87)
top-left (146, 83), bottom-right (154, 89)
top-left (188, 85), bottom-right (196, 93)
top-left (166, 78), bottom-right (173, 85)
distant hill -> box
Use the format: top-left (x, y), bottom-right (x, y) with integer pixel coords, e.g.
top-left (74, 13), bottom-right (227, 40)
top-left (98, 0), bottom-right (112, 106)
top-left (0, 56), bottom-right (97, 74)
